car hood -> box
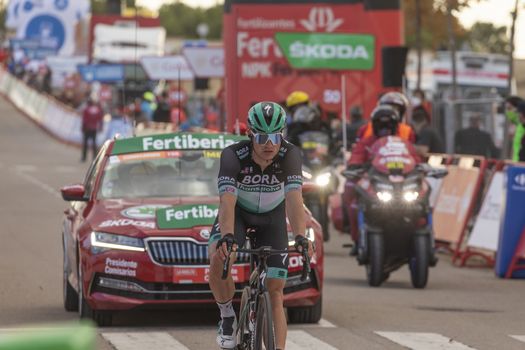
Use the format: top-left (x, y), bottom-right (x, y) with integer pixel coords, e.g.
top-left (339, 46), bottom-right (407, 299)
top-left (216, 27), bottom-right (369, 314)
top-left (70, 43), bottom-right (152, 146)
top-left (90, 197), bottom-right (220, 243)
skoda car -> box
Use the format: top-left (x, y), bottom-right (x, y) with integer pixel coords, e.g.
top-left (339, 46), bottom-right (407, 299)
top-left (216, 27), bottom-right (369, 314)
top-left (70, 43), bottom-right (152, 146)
top-left (61, 132), bottom-right (324, 326)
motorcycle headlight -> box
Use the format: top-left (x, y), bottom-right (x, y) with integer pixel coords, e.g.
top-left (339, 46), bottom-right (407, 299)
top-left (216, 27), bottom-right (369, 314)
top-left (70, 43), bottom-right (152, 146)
top-left (403, 191), bottom-right (419, 202)
top-left (315, 172), bottom-right (331, 187)
top-left (376, 191), bottom-right (393, 202)
top-left (90, 232), bottom-right (145, 252)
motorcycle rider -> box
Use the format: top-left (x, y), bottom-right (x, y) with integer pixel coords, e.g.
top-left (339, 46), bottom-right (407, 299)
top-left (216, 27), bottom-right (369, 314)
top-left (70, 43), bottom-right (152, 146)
top-left (343, 105), bottom-right (421, 255)
top-left (358, 91), bottom-right (416, 143)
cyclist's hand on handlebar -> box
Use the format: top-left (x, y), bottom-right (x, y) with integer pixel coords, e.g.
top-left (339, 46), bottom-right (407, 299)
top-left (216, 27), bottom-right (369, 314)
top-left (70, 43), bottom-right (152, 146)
top-left (216, 233), bottom-right (237, 261)
top-left (294, 235), bottom-right (314, 258)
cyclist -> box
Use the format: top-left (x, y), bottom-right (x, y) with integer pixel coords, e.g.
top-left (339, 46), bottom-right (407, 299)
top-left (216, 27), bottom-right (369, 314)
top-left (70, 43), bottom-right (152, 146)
top-left (357, 91), bottom-right (416, 142)
top-left (208, 101), bottom-right (314, 350)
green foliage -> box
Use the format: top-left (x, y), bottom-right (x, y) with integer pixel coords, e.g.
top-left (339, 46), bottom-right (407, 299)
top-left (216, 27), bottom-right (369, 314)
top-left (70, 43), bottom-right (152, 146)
top-left (159, 3), bottom-right (223, 39)
top-left (467, 22), bottom-right (509, 54)
top-left (91, 0), bottom-right (107, 15)
top-left (404, 0), bottom-right (467, 50)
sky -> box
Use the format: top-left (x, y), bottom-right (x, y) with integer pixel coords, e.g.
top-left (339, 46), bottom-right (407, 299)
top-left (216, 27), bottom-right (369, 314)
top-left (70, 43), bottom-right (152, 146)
top-left (137, 0), bottom-right (525, 58)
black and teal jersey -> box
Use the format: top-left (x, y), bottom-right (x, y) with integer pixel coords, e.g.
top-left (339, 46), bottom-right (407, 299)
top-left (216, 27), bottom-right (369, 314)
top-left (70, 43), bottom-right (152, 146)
top-left (217, 140), bottom-right (303, 213)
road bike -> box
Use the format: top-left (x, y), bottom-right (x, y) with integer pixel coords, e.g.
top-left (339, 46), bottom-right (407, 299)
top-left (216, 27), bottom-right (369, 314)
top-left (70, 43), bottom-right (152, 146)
top-left (221, 237), bottom-right (310, 350)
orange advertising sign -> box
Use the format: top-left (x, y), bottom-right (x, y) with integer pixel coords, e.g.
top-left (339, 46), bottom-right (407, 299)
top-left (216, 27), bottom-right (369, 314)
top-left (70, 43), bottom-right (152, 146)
top-left (433, 166), bottom-right (481, 243)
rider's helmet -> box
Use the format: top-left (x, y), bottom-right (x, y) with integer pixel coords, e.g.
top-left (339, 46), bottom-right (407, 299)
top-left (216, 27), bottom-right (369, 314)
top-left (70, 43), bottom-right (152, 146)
top-left (378, 92), bottom-right (410, 121)
top-left (371, 105), bottom-right (400, 137)
top-left (247, 101), bottom-right (287, 134)
top-left (285, 91), bottom-right (310, 109)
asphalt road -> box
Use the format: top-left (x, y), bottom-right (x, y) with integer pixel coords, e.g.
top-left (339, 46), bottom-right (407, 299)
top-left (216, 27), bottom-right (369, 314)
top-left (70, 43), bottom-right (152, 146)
top-left (0, 96), bottom-right (524, 350)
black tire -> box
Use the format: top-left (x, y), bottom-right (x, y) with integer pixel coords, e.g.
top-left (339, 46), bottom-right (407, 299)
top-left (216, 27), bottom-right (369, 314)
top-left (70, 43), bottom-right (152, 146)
top-left (254, 292), bottom-right (275, 350)
top-left (63, 238), bottom-right (78, 312)
top-left (78, 263), bottom-right (112, 327)
top-left (287, 296), bottom-right (322, 324)
top-left (236, 287), bottom-right (251, 350)
top-left (366, 233), bottom-right (385, 287)
top-left (410, 235), bottom-right (430, 289)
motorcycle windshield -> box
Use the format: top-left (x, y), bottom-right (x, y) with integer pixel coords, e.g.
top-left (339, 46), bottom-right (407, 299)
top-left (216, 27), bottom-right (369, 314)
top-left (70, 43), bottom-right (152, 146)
top-left (298, 131), bottom-right (331, 168)
top-left (370, 136), bottom-right (417, 175)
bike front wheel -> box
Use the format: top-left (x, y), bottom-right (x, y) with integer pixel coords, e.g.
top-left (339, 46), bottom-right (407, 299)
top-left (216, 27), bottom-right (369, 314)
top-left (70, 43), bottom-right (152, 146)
top-left (254, 291), bottom-right (275, 350)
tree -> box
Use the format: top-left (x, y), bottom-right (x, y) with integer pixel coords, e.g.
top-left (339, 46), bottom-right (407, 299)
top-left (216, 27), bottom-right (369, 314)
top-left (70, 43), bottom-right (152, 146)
top-left (158, 3), bottom-right (223, 39)
top-left (404, 1), bottom-right (467, 50)
top-left (468, 22), bottom-right (509, 54)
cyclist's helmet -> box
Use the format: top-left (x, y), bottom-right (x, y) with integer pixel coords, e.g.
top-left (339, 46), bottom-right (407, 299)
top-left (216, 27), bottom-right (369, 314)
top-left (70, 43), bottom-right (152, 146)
top-left (378, 92), bottom-right (410, 120)
top-left (371, 105), bottom-right (400, 137)
top-left (285, 91), bottom-right (310, 109)
top-left (247, 102), bottom-right (287, 134)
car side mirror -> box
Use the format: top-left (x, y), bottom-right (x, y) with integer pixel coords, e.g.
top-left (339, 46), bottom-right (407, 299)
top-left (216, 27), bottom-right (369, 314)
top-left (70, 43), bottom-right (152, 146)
top-left (61, 184), bottom-right (88, 202)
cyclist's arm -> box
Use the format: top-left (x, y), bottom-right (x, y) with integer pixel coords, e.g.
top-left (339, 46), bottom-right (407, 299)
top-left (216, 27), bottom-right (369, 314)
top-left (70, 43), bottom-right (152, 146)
top-left (283, 145), bottom-right (306, 238)
top-left (217, 148), bottom-right (240, 237)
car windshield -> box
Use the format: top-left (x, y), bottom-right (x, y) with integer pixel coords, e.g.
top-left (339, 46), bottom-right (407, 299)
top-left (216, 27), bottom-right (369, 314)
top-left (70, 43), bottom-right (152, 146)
top-left (98, 150), bottom-right (221, 199)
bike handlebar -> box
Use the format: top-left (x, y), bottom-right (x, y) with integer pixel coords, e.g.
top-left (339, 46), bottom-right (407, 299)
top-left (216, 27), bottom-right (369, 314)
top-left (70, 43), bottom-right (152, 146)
top-left (220, 245), bottom-right (311, 281)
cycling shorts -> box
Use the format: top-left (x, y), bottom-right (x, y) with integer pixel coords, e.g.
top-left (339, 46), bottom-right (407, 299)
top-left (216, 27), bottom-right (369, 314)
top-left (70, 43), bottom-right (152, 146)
top-left (209, 202), bottom-right (289, 279)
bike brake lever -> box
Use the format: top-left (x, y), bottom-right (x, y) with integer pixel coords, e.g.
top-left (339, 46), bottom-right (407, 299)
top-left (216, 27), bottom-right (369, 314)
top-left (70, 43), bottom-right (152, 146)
top-left (221, 244), bottom-right (232, 280)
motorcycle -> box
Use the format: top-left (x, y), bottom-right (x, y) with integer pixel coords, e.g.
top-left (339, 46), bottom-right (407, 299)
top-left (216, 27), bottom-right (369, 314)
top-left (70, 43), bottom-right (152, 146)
top-left (342, 136), bottom-right (447, 288)
top-left (298, 131), bottom-right (337, 242)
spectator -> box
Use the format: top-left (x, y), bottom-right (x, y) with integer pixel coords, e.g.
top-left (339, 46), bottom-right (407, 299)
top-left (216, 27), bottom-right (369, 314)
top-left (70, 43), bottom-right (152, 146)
top-left (411, 89), bottom-right (432, 121)
top-left (81, 98), bottom-right (104, 162)
top-left (505, 96), bottom-right (524, 161)
top-left (454, 114), bottom-right (499, 158)
top-left (140, 91), bottom-right (157, 122)
top-left (517, 101), bottom-right (525, 162)
top-left (412, 107), bottom-right (444, 155)
top-left (171, 106), bottom-right (187, 127)
top-left (105, 105), bottom-right (133, 141)
top-left (152, 91), bottom-right (171, 123)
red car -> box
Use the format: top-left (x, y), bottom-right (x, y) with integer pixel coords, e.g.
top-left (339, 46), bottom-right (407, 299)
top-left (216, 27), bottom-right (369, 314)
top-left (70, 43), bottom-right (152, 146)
top-left (61, 132), bottom-right (324, 326)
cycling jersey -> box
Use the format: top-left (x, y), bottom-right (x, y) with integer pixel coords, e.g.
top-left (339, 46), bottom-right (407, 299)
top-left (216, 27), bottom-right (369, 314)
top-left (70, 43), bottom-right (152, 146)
top-left (217, 140), bottom-right (303, 214)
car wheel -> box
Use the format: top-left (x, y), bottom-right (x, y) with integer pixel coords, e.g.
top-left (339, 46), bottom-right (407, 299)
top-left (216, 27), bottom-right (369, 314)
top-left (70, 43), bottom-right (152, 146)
top-left (287, 296), bottom-right (322, 324)
top-left (63, 236), bottom-right (78, 312)
top-left (78, 261), bottom-right (113, 327)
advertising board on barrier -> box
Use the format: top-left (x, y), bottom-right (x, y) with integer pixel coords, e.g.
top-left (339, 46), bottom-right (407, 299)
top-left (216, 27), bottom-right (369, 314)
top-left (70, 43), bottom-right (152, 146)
top-left (496, 166), bottom-right (525, 278)
top-left (467, 172), bottom-right (504, 251)
top-left (140, 56), bottom-right (194, 81)
top-left (78, 64), bottom-right (125, 83)
top-left (182, 47), bottom-right (224, 78)
top-left (433, 166), bottom-right (480, 243)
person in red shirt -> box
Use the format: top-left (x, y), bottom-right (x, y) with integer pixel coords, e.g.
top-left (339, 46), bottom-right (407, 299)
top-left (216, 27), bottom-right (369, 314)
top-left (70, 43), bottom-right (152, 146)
top-left (81, 98), bottom-right (104, 162)
top-left (343, 105), bottom-right (421, 254)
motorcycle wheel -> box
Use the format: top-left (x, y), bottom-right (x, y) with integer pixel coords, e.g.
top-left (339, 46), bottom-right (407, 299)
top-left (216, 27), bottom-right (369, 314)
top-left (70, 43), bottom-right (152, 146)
top-left (410, 235), bottom-right (430, 289)
top-left (366, 233), bottom-right (385, 287)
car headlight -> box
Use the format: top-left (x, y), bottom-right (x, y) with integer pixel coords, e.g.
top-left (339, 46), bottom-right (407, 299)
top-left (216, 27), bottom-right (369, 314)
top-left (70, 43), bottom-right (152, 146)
top-left (288, 227), bottom-right (315, 246)
top-left (403, 191), bottom-right (419, 202)
top-left (90, 232), bottom-right (145, 252)
top-left (376, 191), bottom-right (393, 202)
top-left (315, 172), bottom-right (331, 187)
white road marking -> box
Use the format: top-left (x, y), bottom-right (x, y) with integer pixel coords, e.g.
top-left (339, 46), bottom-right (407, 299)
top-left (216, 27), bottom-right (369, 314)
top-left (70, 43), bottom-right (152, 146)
top-left (376, 332), bottom-right (477, 350)
top-left (12, 169), bottom-right (61, 199)
top-left (294, 318), bottom-right (337, 329)
top-left (510, 335), bottom-right (525, 343)
top-left (101, 332), bottom-right (190, 350)
top-left (287, 330), bottom-right (338, 350)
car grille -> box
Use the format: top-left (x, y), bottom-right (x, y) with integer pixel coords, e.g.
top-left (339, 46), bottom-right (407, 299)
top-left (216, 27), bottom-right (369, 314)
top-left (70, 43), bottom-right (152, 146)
top-left (147, 240), bottom-right (250, 265)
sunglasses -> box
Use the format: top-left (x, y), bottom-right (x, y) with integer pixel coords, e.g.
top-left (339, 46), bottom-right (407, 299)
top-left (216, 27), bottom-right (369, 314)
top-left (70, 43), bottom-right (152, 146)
top-left (251, 132), bottom-right (283, 145)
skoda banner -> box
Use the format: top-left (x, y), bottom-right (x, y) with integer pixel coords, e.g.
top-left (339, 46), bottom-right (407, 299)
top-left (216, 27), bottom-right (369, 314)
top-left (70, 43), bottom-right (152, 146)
top-left (275, 32), bottom-right (375, 70)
